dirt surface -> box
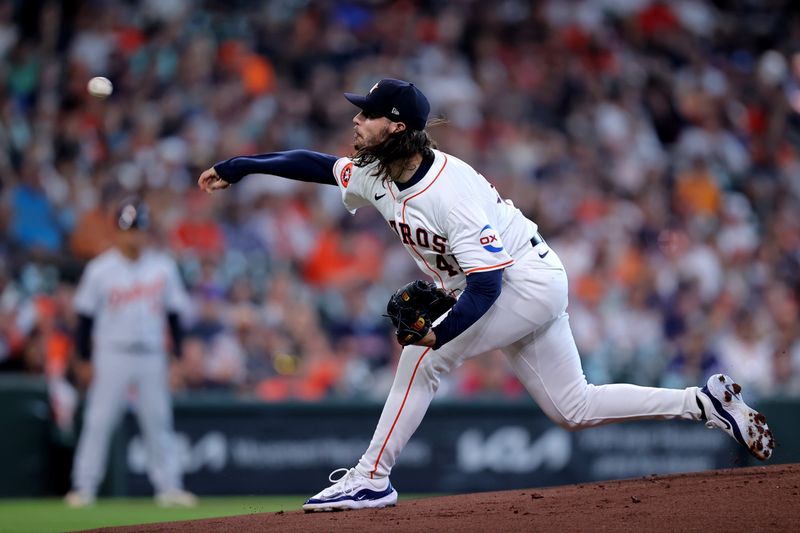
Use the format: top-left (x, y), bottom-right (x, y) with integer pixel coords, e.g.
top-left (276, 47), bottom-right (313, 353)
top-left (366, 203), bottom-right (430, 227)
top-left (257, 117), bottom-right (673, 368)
top-left (88, 464), bottom-right (800, 532)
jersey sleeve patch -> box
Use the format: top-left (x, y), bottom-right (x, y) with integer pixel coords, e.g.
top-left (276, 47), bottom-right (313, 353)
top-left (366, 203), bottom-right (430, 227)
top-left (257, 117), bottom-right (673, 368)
top-left (339, 162), bottom-right (353, 188)
top-left (479, 225), bottom-right (503, 253)
top-left (333, 157), bottom-right (371, 214)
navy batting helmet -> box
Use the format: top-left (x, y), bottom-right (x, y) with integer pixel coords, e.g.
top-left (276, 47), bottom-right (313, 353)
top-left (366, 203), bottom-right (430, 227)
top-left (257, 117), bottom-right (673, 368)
top-left (116, 198), bottom-right (150, 231)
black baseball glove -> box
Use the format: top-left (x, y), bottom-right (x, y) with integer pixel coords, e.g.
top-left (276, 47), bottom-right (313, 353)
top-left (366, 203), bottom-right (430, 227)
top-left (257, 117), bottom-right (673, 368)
top-left (385, 280), bottom-right (457, 345)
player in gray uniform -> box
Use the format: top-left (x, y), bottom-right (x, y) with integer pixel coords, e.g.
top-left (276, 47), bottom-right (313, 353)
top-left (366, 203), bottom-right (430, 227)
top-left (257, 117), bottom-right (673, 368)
top-left (65, 199), bottom-right (197, 508)
top-left (198, 79), bottom-right (774, 511)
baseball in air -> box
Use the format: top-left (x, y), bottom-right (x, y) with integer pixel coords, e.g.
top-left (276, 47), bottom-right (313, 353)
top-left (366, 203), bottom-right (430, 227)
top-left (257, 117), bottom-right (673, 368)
top-left (87, 76), bottom-right (113, 98)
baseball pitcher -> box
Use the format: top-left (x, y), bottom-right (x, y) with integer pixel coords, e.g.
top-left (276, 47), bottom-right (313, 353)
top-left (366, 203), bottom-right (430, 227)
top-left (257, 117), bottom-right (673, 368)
top-left (65, 199), bottom-right (196, 508)
top-left (198, 79), bottom-right (773, 511)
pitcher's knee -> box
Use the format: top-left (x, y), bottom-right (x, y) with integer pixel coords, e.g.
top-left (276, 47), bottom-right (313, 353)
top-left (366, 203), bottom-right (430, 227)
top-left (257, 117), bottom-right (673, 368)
top-left (550, 412), bottom-right (587, 431)
top-left (547, 384), bottom-right (594, 431)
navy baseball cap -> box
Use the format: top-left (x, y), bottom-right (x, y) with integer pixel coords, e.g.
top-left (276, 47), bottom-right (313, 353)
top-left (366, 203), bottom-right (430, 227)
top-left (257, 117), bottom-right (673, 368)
top-left (116, 199), bottom-right (149, 231)
top-left (344, 78), bottom-right (430, 131)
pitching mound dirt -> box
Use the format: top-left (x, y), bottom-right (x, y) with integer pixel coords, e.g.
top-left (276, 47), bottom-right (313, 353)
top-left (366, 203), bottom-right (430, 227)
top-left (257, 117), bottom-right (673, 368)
top-left (88, 463), bottom-right (800, 532)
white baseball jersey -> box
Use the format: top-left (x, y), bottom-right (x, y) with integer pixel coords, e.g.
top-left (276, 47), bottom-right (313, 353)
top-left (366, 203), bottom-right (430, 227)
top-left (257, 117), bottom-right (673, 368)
top-left (326, 148), bottom-right (703, 483)
top-left (71, 246), bottom-right (189, 497)
top-left (331, 149), bottom-right (538, 291)
top-left (73, 248), bottom-right (189, 355)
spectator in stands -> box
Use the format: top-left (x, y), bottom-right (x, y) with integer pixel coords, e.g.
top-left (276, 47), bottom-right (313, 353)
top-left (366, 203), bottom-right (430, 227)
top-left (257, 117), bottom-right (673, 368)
top-left (69, 184), bottom-right (122, 261)
top-left (6, 167), bottom-right (64, 255)
top-left (661, 324), bottom-right (721, 389)
top-left (716, 309), bottom-right (775, 397)
top-left (171, 191), bottom-right (225, 260)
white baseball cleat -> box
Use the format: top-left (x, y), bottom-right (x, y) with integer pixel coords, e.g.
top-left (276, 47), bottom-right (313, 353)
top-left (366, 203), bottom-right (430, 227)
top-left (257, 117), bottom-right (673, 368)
top-left (155, 489), bottom-right (198, 508)
top-left (303, 468), bottom-right (398, 512)
top-left (697, 374), bottom-right (774, 460)
top-left (64, 491), bottom-right (95, 508)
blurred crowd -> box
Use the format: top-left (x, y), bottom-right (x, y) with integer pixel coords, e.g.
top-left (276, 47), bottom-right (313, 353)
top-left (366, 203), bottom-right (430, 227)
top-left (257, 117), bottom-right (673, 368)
top-left (1, 0), bottom-right (800, 408)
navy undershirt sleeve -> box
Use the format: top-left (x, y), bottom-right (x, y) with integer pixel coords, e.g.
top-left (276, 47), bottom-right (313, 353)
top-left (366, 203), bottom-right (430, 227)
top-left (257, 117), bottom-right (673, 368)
top-left (214, 150), bottom-right (338, 185)
top-left (167, 312), bottom-right (184, 360)
top-left (431, 268), bottom-right (503, 349)
top-left (75, 313), bottom-right (94, 361)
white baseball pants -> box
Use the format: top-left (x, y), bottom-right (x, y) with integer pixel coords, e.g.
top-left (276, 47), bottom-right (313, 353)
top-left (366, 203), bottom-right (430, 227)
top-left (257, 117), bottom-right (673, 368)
top-left (71, 352), bottom-right (182, 496)
top-left (356, 244), bottom-right (703, 479)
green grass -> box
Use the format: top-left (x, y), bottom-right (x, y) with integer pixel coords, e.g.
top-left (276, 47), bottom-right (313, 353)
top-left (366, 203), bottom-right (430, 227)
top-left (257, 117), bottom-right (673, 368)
top-left (0, 496), bottom-right (305, 533)
top-left (0, 495), bottom-right (434, 533)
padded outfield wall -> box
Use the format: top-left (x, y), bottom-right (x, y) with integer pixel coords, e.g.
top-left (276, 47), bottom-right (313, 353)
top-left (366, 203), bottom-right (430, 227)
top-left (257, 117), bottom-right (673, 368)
top-left (0, 376), bottom-right (796, 497)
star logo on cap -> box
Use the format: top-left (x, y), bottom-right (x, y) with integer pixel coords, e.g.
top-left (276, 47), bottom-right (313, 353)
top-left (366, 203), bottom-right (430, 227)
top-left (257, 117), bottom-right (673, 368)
top-left (391, 107), bottom-right (399, 115)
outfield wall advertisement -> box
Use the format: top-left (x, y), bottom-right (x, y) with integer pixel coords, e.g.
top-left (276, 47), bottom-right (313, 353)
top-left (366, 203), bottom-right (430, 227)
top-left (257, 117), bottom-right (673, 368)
top-left (121, 399), bottom-right (745, 496)
top-left (3, 379), bottom-right (790, 497)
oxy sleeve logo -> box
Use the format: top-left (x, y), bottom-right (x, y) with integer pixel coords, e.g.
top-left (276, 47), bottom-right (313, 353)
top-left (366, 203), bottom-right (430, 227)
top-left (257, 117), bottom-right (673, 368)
top-left (340, 162), bottom-right (353, 188)
top-left (479, 225), bottom-right (503, 253)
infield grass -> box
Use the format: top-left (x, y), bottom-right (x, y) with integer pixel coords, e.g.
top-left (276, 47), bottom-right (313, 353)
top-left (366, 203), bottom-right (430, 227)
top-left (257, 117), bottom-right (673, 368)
top-left (0, 494), bottom-right (432, 533)
top-left (0, 496), bottom-right (304, 533)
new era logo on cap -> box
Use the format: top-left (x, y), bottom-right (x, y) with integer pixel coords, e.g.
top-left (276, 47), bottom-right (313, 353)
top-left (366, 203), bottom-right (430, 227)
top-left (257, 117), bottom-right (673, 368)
top-left (344, 78), bottom-right (430, 131)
